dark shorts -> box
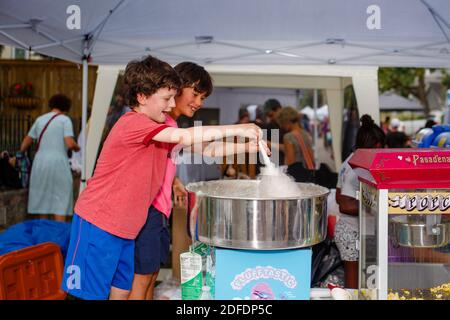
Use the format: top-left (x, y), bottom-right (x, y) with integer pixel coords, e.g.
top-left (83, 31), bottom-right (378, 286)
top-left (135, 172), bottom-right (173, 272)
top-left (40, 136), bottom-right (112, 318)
top-left (134, 206), bottom-right (170, 274)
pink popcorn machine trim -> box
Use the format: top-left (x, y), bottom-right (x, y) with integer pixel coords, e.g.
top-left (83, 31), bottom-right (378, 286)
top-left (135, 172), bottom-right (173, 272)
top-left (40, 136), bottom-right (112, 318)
top-left (348, 148), bottom-right (450, 189)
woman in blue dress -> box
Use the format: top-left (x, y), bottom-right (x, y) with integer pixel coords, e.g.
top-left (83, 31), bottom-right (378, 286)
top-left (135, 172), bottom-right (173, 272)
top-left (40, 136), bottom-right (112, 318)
top-left (20, 94), bottom-right (80, 222)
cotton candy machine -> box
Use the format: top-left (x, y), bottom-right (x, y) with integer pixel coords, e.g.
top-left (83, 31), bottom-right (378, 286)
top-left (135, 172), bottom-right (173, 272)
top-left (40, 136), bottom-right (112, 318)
top-left (183, 179), bottom-right (329, 300)
top-left (186, 180), bottom-right (329, 250)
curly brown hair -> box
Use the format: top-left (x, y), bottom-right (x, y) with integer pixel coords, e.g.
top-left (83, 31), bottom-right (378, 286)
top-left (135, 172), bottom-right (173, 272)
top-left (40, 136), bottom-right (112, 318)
top-left (276, 106), bottom-right (299, 127)
top-left (123, 55), bottom-right (181, 107)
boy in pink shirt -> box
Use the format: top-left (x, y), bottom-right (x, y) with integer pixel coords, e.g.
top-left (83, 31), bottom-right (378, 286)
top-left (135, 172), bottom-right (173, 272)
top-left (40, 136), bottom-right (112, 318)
top-left (129, 62), bottom-right (268, 300)
top-left (62, 55), bottom-right (264, 300)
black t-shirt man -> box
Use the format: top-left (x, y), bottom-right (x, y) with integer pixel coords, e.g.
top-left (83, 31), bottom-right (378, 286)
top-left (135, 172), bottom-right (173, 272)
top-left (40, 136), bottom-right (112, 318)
top-left (386, 131), bottom-right (408, 148)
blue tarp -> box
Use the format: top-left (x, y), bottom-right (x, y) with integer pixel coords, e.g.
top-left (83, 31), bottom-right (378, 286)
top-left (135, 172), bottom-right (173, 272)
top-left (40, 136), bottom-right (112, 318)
top-left (0, 220), bottom-right (71, 258)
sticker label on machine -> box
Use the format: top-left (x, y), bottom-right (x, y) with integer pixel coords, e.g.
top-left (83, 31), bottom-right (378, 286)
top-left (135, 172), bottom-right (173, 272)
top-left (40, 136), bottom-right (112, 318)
top-left (388, 192), bottom-right (450, 214)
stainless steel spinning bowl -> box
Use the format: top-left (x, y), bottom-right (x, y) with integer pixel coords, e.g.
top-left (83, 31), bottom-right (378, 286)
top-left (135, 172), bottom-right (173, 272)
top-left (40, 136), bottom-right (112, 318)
top-left (186, 180), bottom-right (329, 250)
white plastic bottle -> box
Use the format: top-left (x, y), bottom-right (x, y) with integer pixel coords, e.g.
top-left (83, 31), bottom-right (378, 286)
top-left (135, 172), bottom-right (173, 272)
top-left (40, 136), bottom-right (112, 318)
top-left (200, 285), bottom-right (213, 300)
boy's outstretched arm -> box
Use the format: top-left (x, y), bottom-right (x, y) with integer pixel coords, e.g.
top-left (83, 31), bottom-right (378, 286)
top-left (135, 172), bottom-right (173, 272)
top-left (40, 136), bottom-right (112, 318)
top-left (198, 140), bottom-right (270, 157)
top-left (152, 123), bottom-right (262, 146)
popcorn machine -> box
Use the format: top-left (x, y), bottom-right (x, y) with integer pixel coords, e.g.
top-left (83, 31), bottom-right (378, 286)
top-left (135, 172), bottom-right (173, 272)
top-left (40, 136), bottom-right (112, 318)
top-left (349, 149), bottom-right (450, 300)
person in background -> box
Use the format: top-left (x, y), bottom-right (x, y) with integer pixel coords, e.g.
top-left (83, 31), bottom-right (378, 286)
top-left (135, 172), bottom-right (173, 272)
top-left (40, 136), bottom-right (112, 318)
top-left (222, 106), bottom-right (254, 179)
top-left (342, 108), bottom-right (360, 162)
top-left (424, 119), bottom-right (437, 128)
top-left (335, 114), bottom-right (386, 288)
top-left (321, 116), bottom-right (332, 150)
top-left (254, 106), bottom-right (265, 127)
top-left (105, 94), bottom-right (128, 132)
top-left (276, 106), bottom-right (314, 168)
top-left (235, 107), bottom-right (250, 124)
top-left (386, 118), bottom-right (409, 148)
top-left (260, 98), bottom-right (286, 166)
top-left (415, 119), bottom-right (438, 135)
top-left (99, 94), bottom-right (131, 156)
top-left (300, 113), bottom-right (311, 133)
top-left (19, 94), bottom-right (80, 222)
top-left (381, 116), bottom-right (391, 134)
top-left (262, 98), bottom-right (283, 135)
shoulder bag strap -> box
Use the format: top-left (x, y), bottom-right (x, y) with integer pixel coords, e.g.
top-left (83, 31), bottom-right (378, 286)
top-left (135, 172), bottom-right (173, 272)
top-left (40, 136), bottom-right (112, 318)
top-left (292, 130), bottom-right (315, 170)
top-left (36, 113), bottom-right (62, 152)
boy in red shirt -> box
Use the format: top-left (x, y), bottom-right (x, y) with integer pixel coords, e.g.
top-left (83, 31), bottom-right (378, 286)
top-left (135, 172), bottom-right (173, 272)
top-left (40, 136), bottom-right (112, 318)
top-left (62, 55), bottom-right (262, 300)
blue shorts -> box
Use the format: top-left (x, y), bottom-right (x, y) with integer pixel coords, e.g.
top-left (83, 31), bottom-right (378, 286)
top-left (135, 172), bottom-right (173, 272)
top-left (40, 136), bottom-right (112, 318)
top-left (61, 214), bottom-right (134, 300)
top-left (134, 206), bottom-right (170, 274)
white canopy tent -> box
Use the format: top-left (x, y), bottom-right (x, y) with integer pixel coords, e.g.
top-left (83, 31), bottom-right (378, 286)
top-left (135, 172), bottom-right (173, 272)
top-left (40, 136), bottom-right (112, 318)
top-left (1, 0), bottom-right (449, 188)
top-left (301, 105), bottom-right (329, 122)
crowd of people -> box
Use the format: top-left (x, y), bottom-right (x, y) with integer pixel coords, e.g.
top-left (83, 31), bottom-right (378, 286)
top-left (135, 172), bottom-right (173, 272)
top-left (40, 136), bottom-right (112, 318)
top-left (380, 116), bottom-right (437, 149)
top-left (225, 99), bottom-right (316, 179)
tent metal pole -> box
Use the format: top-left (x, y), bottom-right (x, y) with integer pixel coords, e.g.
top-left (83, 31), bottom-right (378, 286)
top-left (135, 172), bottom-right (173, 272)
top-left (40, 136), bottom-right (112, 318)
top-left (31, 36), bottom-right (85, 51)
top-left (421, 0), bottom-right (450, 39)
top-left (0, 23), bottom-right (30, 30)
top-left (313, 89), bottom-right (318, 170)
top-left (338, 41), bottom-right (446, 63)
top-left (33, 28), bottom-right (82, 58)
top-left (81, 57), bottom-right (88, 191)
top-left (0, 30), bottom-right (29, 49)
top-left (86, 0), bottom-right (126, 57)
top-left (422, 1), bottom-right (450, 28)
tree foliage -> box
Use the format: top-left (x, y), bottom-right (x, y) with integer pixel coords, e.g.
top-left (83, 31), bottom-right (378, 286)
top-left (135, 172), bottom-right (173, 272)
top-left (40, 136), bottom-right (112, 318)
top-left (442, 70), bottom-right (450, 89)
top-left (378, 68), bottom-right (431, 115)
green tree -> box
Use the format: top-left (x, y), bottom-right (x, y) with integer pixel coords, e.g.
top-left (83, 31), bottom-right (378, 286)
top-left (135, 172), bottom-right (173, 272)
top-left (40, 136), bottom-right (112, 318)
top-left (442, 70), bottom-right (450, 89)
top-left (378, 68), bottom-right (432, 116)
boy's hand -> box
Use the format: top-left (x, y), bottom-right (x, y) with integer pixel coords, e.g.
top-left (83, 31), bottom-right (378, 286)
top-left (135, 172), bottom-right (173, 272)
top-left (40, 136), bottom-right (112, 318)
top-left (237, 123), bottom-right (263, 141)
top-left (259, 140), bottom-right (271, 156)
top-left (246, 140), bottom-right (271, 155)
top-left (173, 178), bottom-right (187, 207)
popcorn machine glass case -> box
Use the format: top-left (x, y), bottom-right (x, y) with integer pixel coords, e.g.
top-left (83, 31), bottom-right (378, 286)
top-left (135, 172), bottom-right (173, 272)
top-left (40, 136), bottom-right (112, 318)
top-left (349, 149), bottom-right (450, 300)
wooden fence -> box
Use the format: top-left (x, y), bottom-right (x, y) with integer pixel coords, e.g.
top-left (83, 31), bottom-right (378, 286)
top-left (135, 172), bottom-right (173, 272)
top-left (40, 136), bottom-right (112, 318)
top-left (0, 59), bottom-right (97, 121)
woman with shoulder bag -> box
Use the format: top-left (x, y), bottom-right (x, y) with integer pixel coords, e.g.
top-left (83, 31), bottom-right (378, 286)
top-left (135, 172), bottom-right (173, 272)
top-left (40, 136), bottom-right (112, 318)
top-left (20, 94), bottom-right (80, 222)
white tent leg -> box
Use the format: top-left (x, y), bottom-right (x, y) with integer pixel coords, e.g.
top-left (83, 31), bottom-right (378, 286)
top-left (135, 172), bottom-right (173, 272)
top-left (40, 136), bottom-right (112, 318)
top-left (313, 89), bottom-right (318, 170)
top-left (81, 58), bottom-right (88, 192)
top-left (326, 88), bottom-right (344, 169)
top-left (352, 68), bottom-right (380, 125)
top-left (81, 65), bottom-right (120, 192)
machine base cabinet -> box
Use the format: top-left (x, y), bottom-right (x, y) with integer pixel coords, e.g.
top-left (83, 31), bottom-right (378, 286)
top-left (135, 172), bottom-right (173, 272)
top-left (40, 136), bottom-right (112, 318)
top-left (214, 247), bottom-right (312, 300)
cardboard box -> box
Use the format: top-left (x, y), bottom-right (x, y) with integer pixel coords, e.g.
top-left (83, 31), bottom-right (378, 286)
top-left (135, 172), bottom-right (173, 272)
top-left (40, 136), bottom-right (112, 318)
top-left (171, 205), bottom-right (192, 281)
